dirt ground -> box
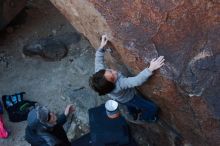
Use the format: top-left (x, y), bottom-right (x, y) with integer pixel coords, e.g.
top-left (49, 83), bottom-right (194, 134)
top-left (0, 0), bottom-right (109, 145)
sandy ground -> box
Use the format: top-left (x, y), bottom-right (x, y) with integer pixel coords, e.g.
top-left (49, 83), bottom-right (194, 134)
top-left (0, 0), bottom-right (108, 145)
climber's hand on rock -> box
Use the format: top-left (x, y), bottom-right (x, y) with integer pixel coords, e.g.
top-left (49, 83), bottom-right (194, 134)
top-left (148, 56), bottom-right (165, 72)
top-left (64, 104), bottom-right (75, 116)
top-left (99, 34), bottom-right (108, 49)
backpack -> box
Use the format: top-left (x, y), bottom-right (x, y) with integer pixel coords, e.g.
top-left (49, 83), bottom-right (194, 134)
top-left (2, 92), bottom-right (37, 122)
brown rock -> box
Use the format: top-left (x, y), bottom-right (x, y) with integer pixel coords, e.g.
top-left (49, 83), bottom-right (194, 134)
top-left (50, 0), bottom-right (220, 145)
top-left (0, 0), bottom-right (27, 30)
top-left (6, 26), bottom-right (14, 33)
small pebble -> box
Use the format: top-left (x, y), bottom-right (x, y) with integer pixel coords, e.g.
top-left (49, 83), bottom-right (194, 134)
top-left (52, 30), bottom-right (57, 35)
top-left (60, 95), bottom-right (66, 101)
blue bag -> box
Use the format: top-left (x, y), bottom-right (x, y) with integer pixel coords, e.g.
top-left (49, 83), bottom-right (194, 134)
top-left (2, 92), bottom-right (37, 122)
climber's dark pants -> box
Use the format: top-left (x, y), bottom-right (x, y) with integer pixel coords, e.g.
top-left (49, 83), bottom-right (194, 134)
top-left (124, 94), bottom-right (158, 122)
top-left (52, 125), bottom-right (71, 146)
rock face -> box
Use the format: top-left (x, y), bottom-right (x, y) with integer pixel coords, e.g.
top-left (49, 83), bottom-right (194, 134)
top-left (50, 0), bottom-right (220, 145)
top-left (0, 0), bottom-right (27, 30)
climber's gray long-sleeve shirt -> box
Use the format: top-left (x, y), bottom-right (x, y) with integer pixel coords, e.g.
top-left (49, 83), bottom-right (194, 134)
top-left (95, 48), bottom-right (153, 103)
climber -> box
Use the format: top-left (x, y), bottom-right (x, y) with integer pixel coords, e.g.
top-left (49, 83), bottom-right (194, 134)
top-left (25, 104), bottom-right (75, 146)
top-left (89, 35), bottom-right (165, 123)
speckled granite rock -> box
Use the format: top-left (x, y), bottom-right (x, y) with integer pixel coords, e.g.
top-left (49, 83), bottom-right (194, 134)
top-left (49, 0), bottom-right (220, 145)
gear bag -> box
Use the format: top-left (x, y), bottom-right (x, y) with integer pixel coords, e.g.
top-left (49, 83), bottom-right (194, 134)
top-left (2, 92), bottom-right (37, 122)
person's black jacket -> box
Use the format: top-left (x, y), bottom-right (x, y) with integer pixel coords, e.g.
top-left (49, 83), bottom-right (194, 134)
top-left (25, 114), bottom-right (71, 146)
